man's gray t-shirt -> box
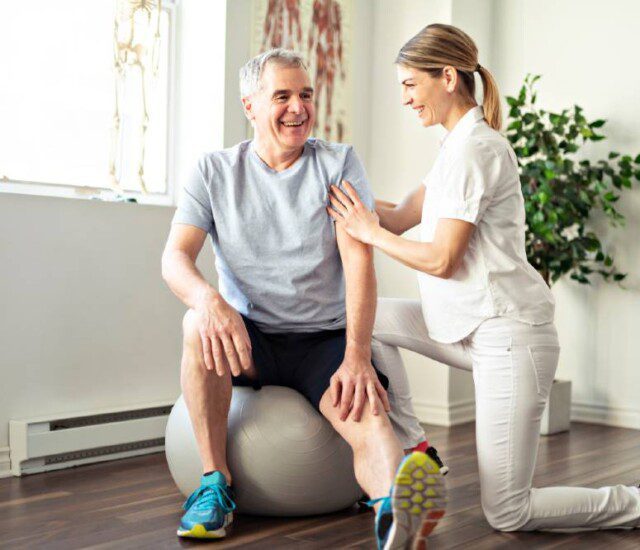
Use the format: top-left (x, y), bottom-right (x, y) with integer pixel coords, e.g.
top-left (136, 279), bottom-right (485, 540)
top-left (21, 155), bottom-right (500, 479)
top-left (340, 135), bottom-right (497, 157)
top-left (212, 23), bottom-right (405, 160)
top-left (172, 138), bottom-right (374, 333)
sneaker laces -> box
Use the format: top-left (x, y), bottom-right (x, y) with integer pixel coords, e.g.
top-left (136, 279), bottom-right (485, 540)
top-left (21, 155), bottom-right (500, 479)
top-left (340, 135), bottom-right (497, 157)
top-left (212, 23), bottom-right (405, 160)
top-left (365, 496), bottom-right (390, 508)
top-left (183, 483), bottom-right (236, 514)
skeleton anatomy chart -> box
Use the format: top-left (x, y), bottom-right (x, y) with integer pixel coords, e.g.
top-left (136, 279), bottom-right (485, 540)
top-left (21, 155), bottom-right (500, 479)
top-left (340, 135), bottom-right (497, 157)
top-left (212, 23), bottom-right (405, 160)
top-left (111, 0), bottom-right (165, 193)
top-left (252, 0), bottom-right (353, 142)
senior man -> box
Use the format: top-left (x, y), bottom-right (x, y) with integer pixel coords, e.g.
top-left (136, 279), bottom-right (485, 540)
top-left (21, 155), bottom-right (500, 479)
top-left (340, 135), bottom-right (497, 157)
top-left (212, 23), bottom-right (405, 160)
top-left (161, 49), bottom-right (445, 549)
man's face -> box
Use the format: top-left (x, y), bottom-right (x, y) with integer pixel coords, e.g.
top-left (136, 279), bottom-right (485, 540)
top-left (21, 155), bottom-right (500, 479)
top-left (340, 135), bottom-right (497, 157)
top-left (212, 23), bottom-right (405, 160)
top-left (243, 63), bottom-right (316, 153)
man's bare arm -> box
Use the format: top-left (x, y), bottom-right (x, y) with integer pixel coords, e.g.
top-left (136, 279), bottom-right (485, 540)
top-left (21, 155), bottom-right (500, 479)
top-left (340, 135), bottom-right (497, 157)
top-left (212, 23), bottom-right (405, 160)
top-left (329, 224), bottom-right (390, 422)
top-left (161, 224), bottom-right (217, 308)
top-left (336, 224), bottom-right (376, 359)
top-left (161, 224), bottom-right (252, 376)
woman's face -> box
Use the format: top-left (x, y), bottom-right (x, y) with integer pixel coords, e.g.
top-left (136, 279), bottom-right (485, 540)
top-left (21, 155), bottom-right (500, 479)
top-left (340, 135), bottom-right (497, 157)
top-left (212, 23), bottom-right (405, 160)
top-left (396, 65), bottom-right (453, 128)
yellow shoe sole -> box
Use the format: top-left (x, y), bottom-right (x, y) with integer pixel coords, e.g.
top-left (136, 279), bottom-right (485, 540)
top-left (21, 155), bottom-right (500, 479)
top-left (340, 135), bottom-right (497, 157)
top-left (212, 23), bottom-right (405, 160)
top-left (177, 512), bottom-right (233, 539)
top-left (177, 523), bottom-right (226, 539)
top-left (385, 452), bottom-right (446, 550)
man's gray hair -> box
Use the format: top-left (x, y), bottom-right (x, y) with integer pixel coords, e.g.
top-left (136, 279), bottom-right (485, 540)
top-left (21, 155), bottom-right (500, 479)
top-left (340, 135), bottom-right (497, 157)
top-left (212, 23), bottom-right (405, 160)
top-left (239, 48), bottom-right (307, 98)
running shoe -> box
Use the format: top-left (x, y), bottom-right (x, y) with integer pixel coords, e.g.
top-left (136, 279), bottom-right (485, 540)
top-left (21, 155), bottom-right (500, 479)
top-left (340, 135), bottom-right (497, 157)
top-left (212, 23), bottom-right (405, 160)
top-left (177, 471), bottom-right (236, 539)
top-left (412, 440), bottom-right (449, 476)
top-left (368, 451), bottom-right (446, 549)
top-left (368, 493), bottom-right (394, 550)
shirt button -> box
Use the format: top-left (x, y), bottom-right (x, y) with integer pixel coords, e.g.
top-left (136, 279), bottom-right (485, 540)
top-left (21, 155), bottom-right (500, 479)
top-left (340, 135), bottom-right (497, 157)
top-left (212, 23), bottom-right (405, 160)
top-left (248, 302), bottom-right (254, 309)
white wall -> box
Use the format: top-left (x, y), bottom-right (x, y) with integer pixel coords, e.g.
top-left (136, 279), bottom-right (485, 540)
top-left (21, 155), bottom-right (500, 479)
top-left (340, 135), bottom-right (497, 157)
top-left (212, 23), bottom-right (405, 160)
top-left (223, 0), bottom-right (252, 147)
top-left (175, 0), bottom-right (228, 180)
top-left (492, 0), bottom-right (640, 428)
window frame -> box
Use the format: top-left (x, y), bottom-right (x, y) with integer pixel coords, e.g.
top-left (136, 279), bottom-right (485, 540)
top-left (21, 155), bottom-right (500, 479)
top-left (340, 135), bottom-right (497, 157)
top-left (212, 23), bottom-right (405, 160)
top-left (0, 0), bottom-right (178, 207)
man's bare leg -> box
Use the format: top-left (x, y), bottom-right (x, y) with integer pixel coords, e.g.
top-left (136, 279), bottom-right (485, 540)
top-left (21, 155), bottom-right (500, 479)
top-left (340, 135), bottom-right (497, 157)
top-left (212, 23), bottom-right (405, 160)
top-left (320, 389), bottom-right (445, 549)
top-left (319, 389), bottom-right (403, 504)
top-left (181, 309), bottom-right (257, 483)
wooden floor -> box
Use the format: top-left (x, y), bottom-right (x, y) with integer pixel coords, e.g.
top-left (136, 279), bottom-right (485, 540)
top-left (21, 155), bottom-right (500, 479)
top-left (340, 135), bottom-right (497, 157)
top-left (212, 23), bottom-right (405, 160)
top-left (2, 422), bottom-right (640, 549)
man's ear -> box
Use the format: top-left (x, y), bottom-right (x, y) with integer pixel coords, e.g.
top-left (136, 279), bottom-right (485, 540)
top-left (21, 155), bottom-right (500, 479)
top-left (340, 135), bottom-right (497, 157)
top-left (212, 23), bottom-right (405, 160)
top-left (241, 97), bottom-right (254, 121)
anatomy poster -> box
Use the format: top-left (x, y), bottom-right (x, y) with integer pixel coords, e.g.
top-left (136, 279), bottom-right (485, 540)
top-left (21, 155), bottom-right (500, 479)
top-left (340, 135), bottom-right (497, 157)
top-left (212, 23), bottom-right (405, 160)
top-left (251, 0), bottom-right (353, 143)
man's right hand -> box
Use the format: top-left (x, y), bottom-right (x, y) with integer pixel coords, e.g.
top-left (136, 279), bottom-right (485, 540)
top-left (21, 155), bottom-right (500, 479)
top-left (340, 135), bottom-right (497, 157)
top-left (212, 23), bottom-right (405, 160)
top-left (194, 289), bottom-right (253, 377)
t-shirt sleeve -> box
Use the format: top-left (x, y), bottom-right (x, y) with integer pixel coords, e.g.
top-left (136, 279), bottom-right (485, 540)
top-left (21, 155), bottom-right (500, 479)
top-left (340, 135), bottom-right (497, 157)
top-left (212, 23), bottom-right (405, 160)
top-left (437, 142), bottom-right (498, 225)
top-left (171, 157), bottom-right (214, 234)
top-left (339, 146), bottom-right (375, 211)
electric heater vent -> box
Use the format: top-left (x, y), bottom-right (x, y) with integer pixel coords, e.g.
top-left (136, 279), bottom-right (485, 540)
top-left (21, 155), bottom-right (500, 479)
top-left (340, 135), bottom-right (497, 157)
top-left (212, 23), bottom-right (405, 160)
top-left (9, 401), bottom-right (173, 476)
top-left (50, 406), bottom-right (173, 431)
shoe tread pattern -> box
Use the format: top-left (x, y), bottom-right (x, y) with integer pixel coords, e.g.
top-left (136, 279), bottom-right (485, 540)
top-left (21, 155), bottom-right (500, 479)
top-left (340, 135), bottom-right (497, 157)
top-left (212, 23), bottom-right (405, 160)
top-left (384, 452), bottom-right (446, 550)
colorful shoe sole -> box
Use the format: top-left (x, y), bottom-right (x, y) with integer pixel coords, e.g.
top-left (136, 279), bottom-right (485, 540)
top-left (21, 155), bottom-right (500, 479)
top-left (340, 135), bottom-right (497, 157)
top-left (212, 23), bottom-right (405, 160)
top-left (384, 452), bottom-right (446, 550)
top-left (177, 513), bottom-right (233, 539)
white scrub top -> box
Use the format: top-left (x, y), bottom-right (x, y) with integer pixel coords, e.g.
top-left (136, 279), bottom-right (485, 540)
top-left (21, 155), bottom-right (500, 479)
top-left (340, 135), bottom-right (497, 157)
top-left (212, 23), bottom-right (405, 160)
top-left (418, 106), bottom-right (555, 343)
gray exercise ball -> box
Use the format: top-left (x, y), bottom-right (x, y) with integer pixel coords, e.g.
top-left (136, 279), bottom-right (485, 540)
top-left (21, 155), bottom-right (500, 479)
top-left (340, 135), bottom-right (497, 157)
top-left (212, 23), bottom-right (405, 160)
top-left (165, 386), bottom-right (362, 516)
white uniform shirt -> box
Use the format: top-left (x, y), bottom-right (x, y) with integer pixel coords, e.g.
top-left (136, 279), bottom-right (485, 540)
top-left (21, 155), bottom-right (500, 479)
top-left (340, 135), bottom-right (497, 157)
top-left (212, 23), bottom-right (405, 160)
top-left (418, 106), bottom-right (555, 343)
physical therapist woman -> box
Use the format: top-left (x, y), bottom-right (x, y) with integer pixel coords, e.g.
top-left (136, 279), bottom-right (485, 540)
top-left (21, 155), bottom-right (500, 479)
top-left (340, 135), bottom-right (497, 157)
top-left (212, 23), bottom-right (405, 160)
top-left (328, 23), bottom-right (640, 532)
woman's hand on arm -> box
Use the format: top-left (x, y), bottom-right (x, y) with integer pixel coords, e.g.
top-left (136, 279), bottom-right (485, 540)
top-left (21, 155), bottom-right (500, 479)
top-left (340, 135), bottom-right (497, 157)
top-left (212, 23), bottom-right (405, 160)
top-left (327, 181), bottom-right (383, 245)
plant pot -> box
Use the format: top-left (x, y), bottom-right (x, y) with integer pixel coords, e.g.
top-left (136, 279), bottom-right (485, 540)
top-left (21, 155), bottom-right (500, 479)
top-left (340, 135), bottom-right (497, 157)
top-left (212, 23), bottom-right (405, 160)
top-left (540, 379), bottom-right (572, 435)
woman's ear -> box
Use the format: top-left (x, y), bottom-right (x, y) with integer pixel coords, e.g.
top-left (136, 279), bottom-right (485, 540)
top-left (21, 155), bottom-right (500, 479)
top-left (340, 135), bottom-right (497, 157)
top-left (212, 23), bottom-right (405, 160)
top-left (442, 66), bottom-right (458, 94)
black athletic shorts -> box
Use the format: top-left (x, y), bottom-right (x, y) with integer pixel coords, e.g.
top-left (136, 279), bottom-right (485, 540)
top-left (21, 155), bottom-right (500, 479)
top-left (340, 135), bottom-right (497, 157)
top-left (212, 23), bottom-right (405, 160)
top-left (232, 315), bottom-right (389, 411)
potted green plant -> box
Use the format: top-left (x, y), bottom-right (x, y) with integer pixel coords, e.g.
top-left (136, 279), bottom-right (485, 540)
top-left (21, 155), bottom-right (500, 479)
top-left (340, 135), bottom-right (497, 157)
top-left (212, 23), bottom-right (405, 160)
top-left (504, 75), bottom-right (640, 434)
top-left (505, 74), bottom-right (640, 287)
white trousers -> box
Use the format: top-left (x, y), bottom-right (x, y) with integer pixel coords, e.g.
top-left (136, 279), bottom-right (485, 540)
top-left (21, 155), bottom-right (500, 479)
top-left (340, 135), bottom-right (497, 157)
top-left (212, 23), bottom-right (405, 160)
top-left (374, 297), bottom-right (640, 532)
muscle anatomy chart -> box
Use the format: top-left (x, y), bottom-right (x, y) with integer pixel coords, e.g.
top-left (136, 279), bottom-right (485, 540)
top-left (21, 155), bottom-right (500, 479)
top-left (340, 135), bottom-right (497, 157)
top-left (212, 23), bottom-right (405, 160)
top-left (252, 0), bottom-right (352, 142)
top-left (260, 0), bottom-right (304, 51)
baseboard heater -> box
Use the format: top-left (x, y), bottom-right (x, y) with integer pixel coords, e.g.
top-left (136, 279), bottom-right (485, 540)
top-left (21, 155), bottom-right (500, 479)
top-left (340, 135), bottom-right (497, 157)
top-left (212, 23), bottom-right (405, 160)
top-left (9, 401), bottom-right (174, 476)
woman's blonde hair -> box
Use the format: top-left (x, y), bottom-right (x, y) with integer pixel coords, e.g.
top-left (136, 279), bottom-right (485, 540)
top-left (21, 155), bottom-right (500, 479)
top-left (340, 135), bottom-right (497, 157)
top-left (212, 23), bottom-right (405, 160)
top-left (396, 23), bottom-right (502, 131)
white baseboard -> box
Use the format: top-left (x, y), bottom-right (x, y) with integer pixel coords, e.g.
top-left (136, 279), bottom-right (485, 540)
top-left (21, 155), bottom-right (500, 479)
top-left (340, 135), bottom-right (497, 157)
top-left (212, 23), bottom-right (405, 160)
top-left (413, 398), bottom-right (475, 427)
top-left (0, 447), bottom-right (11, 478)
top-left (571, 402), bottom-right (640, 430)
top-left (414, 398), bottom-right (640, 430)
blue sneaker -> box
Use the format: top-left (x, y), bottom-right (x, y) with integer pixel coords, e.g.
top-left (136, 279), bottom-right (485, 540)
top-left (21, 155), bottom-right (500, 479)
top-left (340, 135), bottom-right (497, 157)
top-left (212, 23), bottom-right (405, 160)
top-left (366, 495), bottom-right (394, 550)
top-left (368, 452), bottom-right (446, 549)
top-left (177, 471), bottom-right (236, 539)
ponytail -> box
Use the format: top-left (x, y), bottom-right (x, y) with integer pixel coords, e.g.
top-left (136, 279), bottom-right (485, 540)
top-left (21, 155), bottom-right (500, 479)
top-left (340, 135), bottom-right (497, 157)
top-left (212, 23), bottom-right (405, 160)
top-left (477, 66), bottom-right (502, 131)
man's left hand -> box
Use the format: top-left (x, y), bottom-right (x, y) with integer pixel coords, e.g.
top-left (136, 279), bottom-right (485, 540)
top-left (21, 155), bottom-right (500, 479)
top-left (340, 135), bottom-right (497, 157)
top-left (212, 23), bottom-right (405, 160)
top-left (330, 350), bottom-right (391, 422)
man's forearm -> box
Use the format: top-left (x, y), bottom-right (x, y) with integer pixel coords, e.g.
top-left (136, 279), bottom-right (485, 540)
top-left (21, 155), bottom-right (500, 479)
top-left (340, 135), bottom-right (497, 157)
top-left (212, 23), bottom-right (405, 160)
top-left (337, 228), bottom-right (377, 360)
top-left (345, 253), bottom-right (377, 360)
top-left (161, 250), bottom-right (220, 310)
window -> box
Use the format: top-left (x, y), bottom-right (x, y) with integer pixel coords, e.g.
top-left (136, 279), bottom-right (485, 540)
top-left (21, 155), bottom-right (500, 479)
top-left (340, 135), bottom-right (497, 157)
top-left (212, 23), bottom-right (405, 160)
top-left (0, 0), bottom-right (176, 204)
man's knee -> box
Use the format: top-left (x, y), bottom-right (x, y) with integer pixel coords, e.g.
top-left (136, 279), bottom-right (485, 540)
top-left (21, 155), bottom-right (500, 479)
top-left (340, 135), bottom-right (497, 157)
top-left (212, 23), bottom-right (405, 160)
top-left (181, 309), bottom-right (205, 375)
top-left (319, 389), bottom-right (391, 437)
top-left (182, 309), bottom-right (199, 341)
